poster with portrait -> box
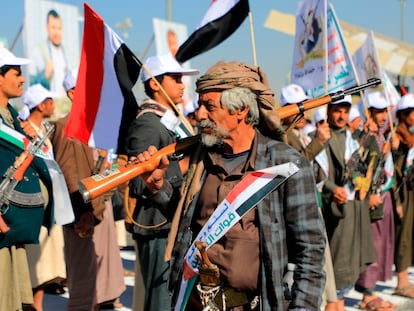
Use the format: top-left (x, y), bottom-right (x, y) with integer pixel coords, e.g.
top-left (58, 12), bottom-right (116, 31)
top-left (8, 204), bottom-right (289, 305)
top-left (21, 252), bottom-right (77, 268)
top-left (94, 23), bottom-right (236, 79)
top-left (352, 31), bottom-right (382, 86)
top-left (153, 18), bottom-right (198, 116)
top-left (23, 0), bottom-right (81, 118)
top-left (291, 0), bottom-right (327, 97)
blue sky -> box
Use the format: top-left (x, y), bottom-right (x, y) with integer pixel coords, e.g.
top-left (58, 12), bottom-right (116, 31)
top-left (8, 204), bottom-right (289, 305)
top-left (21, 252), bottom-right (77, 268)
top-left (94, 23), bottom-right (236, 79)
top-left (1, 0), bottom-right (413, 95)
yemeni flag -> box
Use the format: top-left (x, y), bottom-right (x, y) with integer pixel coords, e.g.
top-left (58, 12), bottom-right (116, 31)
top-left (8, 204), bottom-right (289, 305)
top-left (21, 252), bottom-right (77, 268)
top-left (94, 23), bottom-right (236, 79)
top-left (175, 0), bottom-right (249, 63)
top-left (65, 3), bottom-right (141, 153)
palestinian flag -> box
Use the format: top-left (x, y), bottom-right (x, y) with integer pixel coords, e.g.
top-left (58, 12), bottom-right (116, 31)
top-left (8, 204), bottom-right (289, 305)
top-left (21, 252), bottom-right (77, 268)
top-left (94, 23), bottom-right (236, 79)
top-left (65, 3), bottom-right (141, 153)
top-left (0, 119), bottom-right (51, 158)
top-left (175, 0), bottom-right (249, 63)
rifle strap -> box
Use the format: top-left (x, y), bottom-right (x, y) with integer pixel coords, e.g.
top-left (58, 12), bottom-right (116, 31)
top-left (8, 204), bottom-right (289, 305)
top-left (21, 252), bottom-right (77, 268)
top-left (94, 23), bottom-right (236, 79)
top-left (123, 183), bottom-right (167, 230)
top-left (116, 154), bottom-right (168, 231)
top-left (283, 112), bottom-right (304, 133)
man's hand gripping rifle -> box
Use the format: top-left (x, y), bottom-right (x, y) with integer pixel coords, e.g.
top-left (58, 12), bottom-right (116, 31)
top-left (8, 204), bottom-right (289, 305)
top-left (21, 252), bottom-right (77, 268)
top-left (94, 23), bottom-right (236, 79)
top-left (0, 124), bottom-right (55, 233)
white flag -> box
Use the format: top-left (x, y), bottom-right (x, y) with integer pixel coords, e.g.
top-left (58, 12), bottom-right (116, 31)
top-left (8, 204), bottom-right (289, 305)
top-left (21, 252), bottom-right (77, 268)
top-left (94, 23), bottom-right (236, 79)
top-left (382, 70), bottom-right (400, 127)
top-left (323, 4), bottom-right (357, 97)
top-left (382, 70), bottom-right (400, 112)
top-left (291, 0), bottom-right (327, 96)
top-left (352, 31), bottom-right (382, 84)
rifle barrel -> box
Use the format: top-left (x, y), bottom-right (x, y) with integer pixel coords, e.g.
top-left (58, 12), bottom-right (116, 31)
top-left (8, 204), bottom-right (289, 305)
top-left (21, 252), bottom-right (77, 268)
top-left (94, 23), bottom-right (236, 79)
top-left (343, 77), bottom-right (382, 96)
top-left (279, 78), bottom-right (381, 120)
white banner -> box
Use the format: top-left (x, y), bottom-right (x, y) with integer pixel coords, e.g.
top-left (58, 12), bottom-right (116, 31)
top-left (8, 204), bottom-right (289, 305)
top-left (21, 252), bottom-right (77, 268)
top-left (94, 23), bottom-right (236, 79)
top-left (382, 70), bottom-right (400, 112)
top-left (352, 31), bottom-right (382, 85)
top-left (322, 4), bottom-right (357, 97)
top-left (291, 0), bottom-right (327, 96)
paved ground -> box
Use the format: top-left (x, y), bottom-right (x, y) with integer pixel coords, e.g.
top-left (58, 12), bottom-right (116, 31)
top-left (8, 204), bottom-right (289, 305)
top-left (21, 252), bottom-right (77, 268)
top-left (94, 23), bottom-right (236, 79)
top-left (343, 266), bottom-right (414, 310)
top-left (43, 248), bottom-right (414, 310)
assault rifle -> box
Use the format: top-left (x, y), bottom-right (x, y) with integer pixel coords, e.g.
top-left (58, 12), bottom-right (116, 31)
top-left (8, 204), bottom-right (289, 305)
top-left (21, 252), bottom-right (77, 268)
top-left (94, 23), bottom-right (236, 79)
top-left (371, 152), bottom-right (386, 195)
top-left (371, 139), bottom-right (391, 195)
top-left (78, 77), bottom-right (382, 202)
top-left (345, 131), bottom-right (374, 200)
top-left (0, 123), bottom-right (55, 233)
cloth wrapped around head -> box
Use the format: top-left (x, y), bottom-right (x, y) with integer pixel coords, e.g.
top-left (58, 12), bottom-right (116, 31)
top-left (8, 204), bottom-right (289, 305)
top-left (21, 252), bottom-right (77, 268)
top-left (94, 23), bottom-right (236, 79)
top-left (196, 61), bottom-right (285, 141)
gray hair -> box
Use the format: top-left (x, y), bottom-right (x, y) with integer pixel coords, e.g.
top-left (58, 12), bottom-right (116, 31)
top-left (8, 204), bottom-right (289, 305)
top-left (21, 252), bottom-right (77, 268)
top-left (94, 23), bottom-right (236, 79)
top-left (220, 87), bottom-right (259, 126)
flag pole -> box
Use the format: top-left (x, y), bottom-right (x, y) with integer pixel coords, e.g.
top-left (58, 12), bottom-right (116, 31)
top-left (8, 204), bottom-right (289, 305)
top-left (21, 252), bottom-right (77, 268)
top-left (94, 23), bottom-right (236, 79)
top-left (386, 106), bottom-right (394, 133)
top-left (248, 11), bottom-right (257, 67)
top-left (9, 23), bottom-right (23, 52)
top-left (140, 35), bottom-right (155, 61)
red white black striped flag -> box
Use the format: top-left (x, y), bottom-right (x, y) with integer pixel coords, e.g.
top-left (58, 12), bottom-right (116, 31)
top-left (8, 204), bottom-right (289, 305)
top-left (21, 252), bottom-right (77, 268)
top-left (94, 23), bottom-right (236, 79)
top-left (175, 0), bottom-right (249, 63)
top-left (65, 3), bottom-right (141, 153)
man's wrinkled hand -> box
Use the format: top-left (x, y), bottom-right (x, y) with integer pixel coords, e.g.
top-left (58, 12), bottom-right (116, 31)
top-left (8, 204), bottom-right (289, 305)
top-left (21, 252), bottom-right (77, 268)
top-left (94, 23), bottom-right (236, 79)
top-left (316, 122), bottom-right (331, 144)
top-left (369, 194), bottom-right (383, 210)
top-left (74, 210), bottom-right (95, 238)
top-left (132, 145), bottom-right (169, 194)
top-left (364, 118), bottom-right (378, 135)
top-left (333, 186), bottom-right (347, 205)
top-left (396, 204), bottom-right (404, 219)
top-left (20, 120), bottom-right (37, 139)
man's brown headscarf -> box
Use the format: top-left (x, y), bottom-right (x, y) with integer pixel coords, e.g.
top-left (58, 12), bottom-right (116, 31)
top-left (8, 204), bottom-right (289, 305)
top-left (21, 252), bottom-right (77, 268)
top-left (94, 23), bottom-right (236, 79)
top-left (196, 61), bottom-right (285, 141)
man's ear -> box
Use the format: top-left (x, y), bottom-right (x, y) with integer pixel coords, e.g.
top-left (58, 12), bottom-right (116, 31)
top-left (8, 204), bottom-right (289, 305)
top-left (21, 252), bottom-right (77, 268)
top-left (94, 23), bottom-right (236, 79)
top-left (149, 78), bottom-right (160, 91)
top-left (237, 106), bottom-right (249, 120)
top-left (37, 102), bottom-right (46, 112)
top-left (68, 89), bottom-right (75, 100)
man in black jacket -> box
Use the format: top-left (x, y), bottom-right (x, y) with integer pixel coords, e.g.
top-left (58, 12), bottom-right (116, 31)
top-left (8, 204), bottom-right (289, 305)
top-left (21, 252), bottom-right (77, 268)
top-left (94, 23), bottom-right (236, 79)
top-left (125, 53), bottom-right (198, 311)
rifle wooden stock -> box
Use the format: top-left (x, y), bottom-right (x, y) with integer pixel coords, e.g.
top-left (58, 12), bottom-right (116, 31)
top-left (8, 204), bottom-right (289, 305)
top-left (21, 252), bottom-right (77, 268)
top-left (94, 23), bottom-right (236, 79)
top-left (79, 135), bottom-right (200, 202)
top-left (79, 78), bottom-right (382, 202)
top-left (0, 213), bottom-right (10, 233)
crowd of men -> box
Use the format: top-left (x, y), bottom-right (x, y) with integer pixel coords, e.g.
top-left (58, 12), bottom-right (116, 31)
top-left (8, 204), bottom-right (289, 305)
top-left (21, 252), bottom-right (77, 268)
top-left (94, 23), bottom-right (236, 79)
top-left (1, 42), bottom-right (414, 311)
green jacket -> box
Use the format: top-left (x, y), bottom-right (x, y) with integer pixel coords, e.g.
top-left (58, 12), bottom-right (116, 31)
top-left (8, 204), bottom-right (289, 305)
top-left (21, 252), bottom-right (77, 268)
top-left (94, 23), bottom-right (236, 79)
top-left (0, 104), bottom-right (53, 248)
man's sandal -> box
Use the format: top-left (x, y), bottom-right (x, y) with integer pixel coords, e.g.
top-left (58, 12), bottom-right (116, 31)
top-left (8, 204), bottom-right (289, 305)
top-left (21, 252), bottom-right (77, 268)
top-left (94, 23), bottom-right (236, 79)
top-left (359, 297), bottom-right (397, 311)
top-left (394, 284), bottom-right (414, 298)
